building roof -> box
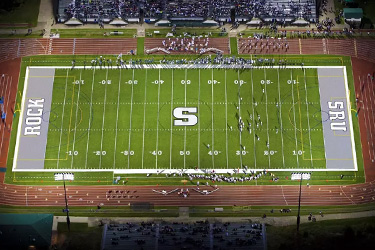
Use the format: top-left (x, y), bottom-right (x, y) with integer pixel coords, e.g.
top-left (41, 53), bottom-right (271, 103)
top-left (343, 8), bottom-right (363, 19)
top-left (0, 214), bottom-right (53, 250)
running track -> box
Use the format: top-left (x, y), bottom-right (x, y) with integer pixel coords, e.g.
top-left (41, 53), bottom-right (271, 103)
top-left (0, 38), bottom-right (374, 207)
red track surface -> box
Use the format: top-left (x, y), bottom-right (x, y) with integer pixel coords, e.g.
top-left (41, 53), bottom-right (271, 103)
top-left (352, 57), bottom-right (375, 182)
top-left (0, 38), bottom-right (374, 207)
top-left (144, 38), bottom-right (230, 54)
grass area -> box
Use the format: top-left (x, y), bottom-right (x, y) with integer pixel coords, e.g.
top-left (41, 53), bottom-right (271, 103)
top-left (4, 54), bottom-right (363, 186)
top-left (50, 29), bottom-right (137, 38)
top-left (190, 203), bottom-right (375, 217)
top-left (239, 28), bottom-right (375, 38)
top-left (0, 0), bottom-right (40, 27)
top-left (56, 222), bottom-right (102, 250)
top-left (230, 37), bottom-right (238, 55)
top-left (0, 32), bottom-right (44, 38)
top-left (6, 171), bottom-right (114, 185)
top-left (0, 203), bottom-right (374, 218)
top-left (0, 205), bottom-right (180, 217)
top-left (267, 216), bottom-right (375, 250)
top-left (357, 0), bottom-right (375, 27)
top-left (137, 37), bottom-right (144, 56)
top-left (146, 28), bottom-right (228, 38)
top-left (334, 0), bottom-right (345, 15)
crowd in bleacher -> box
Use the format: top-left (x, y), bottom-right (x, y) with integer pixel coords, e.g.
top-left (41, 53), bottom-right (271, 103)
top-left (102, 221), bottom-right (264, 249)
top-left (166, 0), bottom-right (209, 19)
top-left (142, 0), bottom-right (163, 19)
top-left (57, 0), bottom-right (317, 24)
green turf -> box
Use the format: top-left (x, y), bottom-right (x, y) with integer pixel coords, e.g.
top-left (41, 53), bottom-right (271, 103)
top-left (137, 37), bottom-right (144, 56)
top-left (146, 28), bottom-right (228, 38)
top-left (230, 37), bottom-right (238, 55)
top-left (41, 67), bottom-right (327, 171)
top-left (50, 29), bottom-right (137, 38)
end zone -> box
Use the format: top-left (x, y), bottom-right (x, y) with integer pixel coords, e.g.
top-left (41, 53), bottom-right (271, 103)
top-left (318, 67), bottom-right (357, 171)
top-left (12, 67), bottom-right (55, 170)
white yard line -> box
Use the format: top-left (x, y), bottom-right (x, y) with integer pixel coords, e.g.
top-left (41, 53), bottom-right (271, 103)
top-left (263, 69), bottom-right (271, 168)
top-left (99, 68), bottom-right (109, 169)
top-left (70, 69), bottom-right (82, 169)
top-left (113, 67), bottom-right (122, 169)
top-left (183, 69), bottom-right (187, 169)
top-left (303, 68), bottom-right (314, 167)
top-left (277, 69), bottom-right (286, 168)
top-left (197, 69), bottom-right (201, 169)
top-left (155, 68), bottom-right (161, 169)
top-left (225, 70), bottom-right (229, 169)
top-left (250, 69), bottom-right (257, 168)
top-left (127, 69), bottom-right (135, 169)
top-left (57, 70), bottom-right (70, 168)
top-left (169, 69), bottom-right (174, 169)
top-left (141, 69), bottom-right (148, 169)
top-left (84, 68), bottom-right (96, 169)
top-left (211, 68), bottom-right (215, 169)
top-left (290, 69), bottom-right (300, 167)
top-left (237, 70), bottom-right (243, 169)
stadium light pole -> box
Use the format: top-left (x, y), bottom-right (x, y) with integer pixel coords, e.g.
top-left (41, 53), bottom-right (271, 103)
top-left (296, 174), bottom-right (302, 232)
top-left (63, 174), bottom-right (71, 232)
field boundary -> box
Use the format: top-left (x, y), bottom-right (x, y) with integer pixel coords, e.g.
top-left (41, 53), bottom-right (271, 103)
top-left (10, 65), bottom-right (359, 174)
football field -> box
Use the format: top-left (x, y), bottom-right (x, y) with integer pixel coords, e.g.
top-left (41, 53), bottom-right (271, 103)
top-left (12, 65), bottom-right (358, 173)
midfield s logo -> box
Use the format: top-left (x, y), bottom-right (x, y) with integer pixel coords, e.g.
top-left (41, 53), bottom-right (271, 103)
top-left (173, 107), bottom-right (198, 126)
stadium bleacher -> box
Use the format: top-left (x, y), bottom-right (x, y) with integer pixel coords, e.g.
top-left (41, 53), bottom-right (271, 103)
top-left (57, 0), bottom-right (317, 24)
top-left (102, 221), bottom-right (265, 250)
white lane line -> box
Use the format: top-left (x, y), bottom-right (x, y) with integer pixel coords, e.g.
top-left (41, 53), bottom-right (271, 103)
top-left (281, 186), bottom-right (289, 205)
top-left (169, 69), bottom-right (174, 169)
top-left (365, 74), bottom-right (375, 161)
top-left (57, 70), bottom-right (69, 168)
top-left (277, 68), bottom-right (286, 168)
top-left (225, 70), bottom-right (229, 169)
top-left (263, 68), bottom-right (271, 168)
top-left (362, 76), bottom-right (375, 161)
top-left (113, 67), bottom-right (122, 169)
top-left (155, 68), bottom-right (161, 169)
top-left (70, 69), bottom-right (82, 168)
top-left (340, 185), bottom-right (355, 205)
top-left (368, 75), bottom-right (375, 162)
top-left (0, 75), bottom-right (10, 158)
top-left (99, 68), bottom-right (109, 169)
top-left (127, 69), bottom-right (135, 169)
top-left (141, 69), bottom-right (148, 169)
top-left (303, 68), bottom-right (313, 167)
top-left (84, 68), bottom-right (96, 169)
top-left (290, 69), bottom-right (300, 167)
